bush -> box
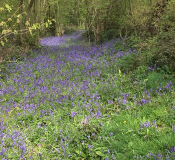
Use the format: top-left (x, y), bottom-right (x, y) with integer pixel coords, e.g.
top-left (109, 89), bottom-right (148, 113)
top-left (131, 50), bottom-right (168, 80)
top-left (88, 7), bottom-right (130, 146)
top-left (116, 52), bottom-right (138, 73)
top-left (98, 29), bottom-right (117, 44)
top-left (64, 27), bottom-right (77, 35)
top-left (152, 27), bottom-right (175, 72)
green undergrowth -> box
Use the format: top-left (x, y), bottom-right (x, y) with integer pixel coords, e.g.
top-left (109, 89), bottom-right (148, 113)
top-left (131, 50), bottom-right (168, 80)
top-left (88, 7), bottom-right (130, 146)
top-left (1, 37), bottom-right (175, 160)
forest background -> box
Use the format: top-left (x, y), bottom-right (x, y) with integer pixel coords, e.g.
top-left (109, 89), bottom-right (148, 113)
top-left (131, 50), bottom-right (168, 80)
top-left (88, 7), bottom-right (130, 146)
top-left (0, 0), bottom-right (175, 72)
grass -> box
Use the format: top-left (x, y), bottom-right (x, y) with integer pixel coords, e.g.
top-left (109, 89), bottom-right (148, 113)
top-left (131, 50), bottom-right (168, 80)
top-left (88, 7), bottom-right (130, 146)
top-left (0, 31), bottom-right (175, 160)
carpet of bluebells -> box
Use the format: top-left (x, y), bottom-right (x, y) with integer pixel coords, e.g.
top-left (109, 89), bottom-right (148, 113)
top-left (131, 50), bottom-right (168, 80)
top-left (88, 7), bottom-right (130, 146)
top-left (1, 31), bottom-right (175, 160)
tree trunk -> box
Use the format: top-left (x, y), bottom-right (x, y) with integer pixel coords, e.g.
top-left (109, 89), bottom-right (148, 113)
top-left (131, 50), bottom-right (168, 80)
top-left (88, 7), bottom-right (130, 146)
top-left (26, 0), bottom-right (35, 26)
top-left (55, 1), bottom-right (63, 37)
top-left (129, 0), bottom-right (132, 16)
top-left (25, 0), bottom-right (35, 52)
top-left (19, 0), bottom-right (24, 45)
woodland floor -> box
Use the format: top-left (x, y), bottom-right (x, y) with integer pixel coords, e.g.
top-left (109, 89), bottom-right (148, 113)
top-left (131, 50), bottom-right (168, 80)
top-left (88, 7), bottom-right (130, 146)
top-left (0, 31), bottom-right (175, 160)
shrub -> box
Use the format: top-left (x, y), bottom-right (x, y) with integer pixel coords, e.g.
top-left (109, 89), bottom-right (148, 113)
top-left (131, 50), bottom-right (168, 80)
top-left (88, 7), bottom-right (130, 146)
top-left (152, 27), bottom-right (175, 72)
top-left (64, 27), bottom-right (77, 35)
top-left (98, 29), bottom-right (117, 44)
top-left (117, 52), bottom-right (138, 73)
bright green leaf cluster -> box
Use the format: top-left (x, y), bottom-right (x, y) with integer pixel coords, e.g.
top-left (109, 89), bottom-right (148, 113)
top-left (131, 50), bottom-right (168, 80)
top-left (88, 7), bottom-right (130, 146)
top-left (0, 2), bottom-right (56, 46)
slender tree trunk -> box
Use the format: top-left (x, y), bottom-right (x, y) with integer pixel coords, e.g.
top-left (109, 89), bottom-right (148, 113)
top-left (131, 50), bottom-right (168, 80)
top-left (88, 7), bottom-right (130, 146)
top-left (129, 0), bottom-right (132, 16)
top-left (55, 0), bottom-right (66, 37)
top-left (55, 2), bottom-right (59, 36)
top-left (26, 0), bottom-right (35, 25)
top-left (25, 0), bottom-right (35, 52)
top-left (19, 0), bottom-right (24, 45)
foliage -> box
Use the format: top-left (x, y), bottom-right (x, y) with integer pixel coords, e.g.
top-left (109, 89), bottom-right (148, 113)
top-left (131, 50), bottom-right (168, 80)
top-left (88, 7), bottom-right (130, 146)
top-left (116, 52), bottom-right (137, 72)
top-left (1, 32), bottom-right (175, 159)
top-left (0, 1), bottom-right (56, 47)
top-left (151, 27), bottom-right (175, 72)
top-left (98, 29), bottom-right (117, 44)
top-left (126, 35), bottom-right (141, 49)
top-left (64, 27), bottom-right (77, 35)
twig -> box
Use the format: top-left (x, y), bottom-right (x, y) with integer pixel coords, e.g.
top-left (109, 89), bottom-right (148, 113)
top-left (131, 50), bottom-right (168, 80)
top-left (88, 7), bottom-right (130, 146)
top-left (52, 145), bottom-right (62, 154)
top-left (0, 23), bottom-right (45, 40)
top-left (0, 57), bottom-right (21, 64)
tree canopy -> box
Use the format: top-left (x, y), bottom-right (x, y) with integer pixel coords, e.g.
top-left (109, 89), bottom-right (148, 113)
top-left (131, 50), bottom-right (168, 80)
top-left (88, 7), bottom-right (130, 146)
top-left (0, 0), bottom-right (174, 46)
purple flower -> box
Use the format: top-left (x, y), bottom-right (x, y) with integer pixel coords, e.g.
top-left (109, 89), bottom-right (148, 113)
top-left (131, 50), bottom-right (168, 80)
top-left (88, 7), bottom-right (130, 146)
top-left (62, 145), bottom-right (65, 153)
top-left (88, 144), bottom-right (91, 149)
top-left (170, 146), bottom-right (175, 153)
top-left (140, 99), bottom-right (146, 105)
top-left (149, 152), bottom-right (155, 156)
top-left (110, 132), bottom-right (113, 136)
top-left (87, 135), bottom-right (90, 140)
top-left (0, 148), bottom-right (6, 155)
top-left (157, 153), bottom-right (162, 157)
top-left (122, 99), bottom-right (127, 104)
top-left (148, 67), bottom-right (152, 71)
top-left (146, 121), bottom-right (150, 127)
top-left (71, 111), bottom-right (76, 117)
top-left (100, 122), bottom-right (104, 126)
top-left (108, 100), bottom-right (113, 104)
top-left (112, 154), bottom-right (115, 159)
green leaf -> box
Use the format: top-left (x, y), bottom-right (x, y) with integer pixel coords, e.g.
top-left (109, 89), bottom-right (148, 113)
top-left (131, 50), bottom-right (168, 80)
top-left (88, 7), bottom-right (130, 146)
top-left (29, 27), bottom-right (32, 35)
top-left (8, 18), bottom-right (12, 21)
top-left (14, 30), bottom-right (17, 34)
top-left (0, 7), bottom-right (4, 11)
top-left (52, 19), bottom-right (56, 22)
top-left (32, 24), bottom-right (36, 29)
top-left (16, 14), bottom-right (20, 18)
top-left (15, 107), bottom-right (21, 111)
top-left (147, 128), bottom-right (149, 136)
top-left (25, 21), bottom-right (30, 26)
top-left (2, 29), bottom-right (6, 34)
top-left (16, 19), bottom-right (20, 23)
top-left (75, 150), bottom-right (86, 158)
top-left (0, 21), bottom-right (6, 26)
top-left (128, 141), bottom-right (133, 147)
top-left (5, 4), bottom-right (10, 9)
top-left (94, 147), bottom-right (106, 151)
top-left (1, 41), bottom-right (4, 46)
top-left (96, 151), bottom-right (103, 156)
top-left (3, 29), bottom-right (11, 34)
top-left (130, 102), bottom-right (133, 106)
top-left (4, 37), bottom-right (8, 42)
top-left (119, 69), bottom-right (122, 77)
top-left (143, 116), bottom-right (146, 121)
top-left (45, 22), bottom-right (48, 28)
top-left (5, 4), bottom-right (12, 12)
